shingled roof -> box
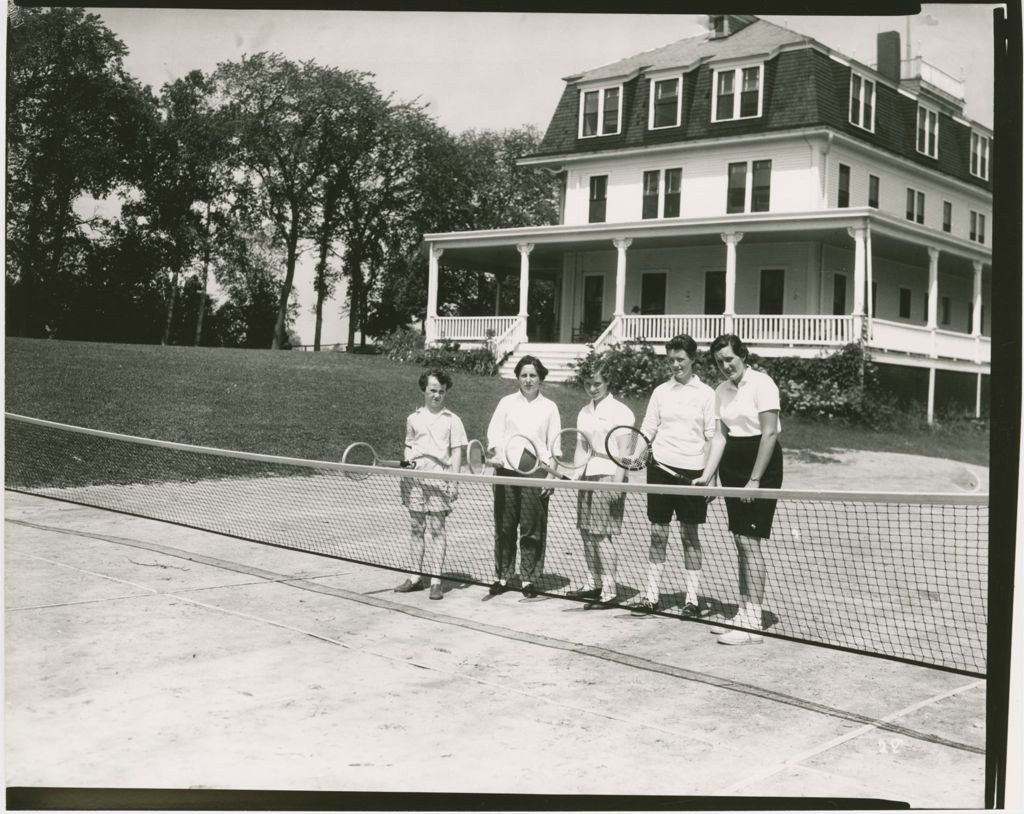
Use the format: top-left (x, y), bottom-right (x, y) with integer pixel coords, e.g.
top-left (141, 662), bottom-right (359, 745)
top-left (566, 18), bottom-right (813, 83)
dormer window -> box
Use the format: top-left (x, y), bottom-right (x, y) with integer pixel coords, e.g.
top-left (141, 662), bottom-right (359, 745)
top-left (649, 77), bottom-right (682, 129)
top-left (579, 86), bottom-right (622, 138)
top-left (970, 132), bottom-right (990, 180)
top-left (916, 105), bottom-right (939, 158)
top-left (713, 65), bottom-right (763, 122)
top-left (849, 73), bottom-right (875, 132)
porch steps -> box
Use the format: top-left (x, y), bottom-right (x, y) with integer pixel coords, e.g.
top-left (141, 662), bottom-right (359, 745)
top-left (498, 342), bottom-right (590, 383)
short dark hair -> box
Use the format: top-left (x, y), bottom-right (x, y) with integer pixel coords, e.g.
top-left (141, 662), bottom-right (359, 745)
top-left (419, 369), bottom-right (453, 391)
top-left (665, 334), bottom-right (697, 358)
top-left (578, 354), bottom-right (615, 390)
top-left (514, 355), bottom-right (549, 381)
top-left (709, 334), bottom-right (749, 360)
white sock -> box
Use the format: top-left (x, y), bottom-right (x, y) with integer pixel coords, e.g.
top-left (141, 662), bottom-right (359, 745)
top-left (646, 563), bottom-right (663, 601)
top-left (747, 602), bottom-right (763, 630)
top-left (600, 574), bottom-right (615, 599)
top-left (684, 569), bottom-right (702, 606)
top-left (430, 577), bottom-right (441, 587)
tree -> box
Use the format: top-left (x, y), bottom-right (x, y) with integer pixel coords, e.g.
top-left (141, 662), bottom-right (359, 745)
top-left (214, 226), bottom-right (299, 349)
top-left (212, 54), bottom-right (342, 349)
top-left (304, 65), bottom-right (387, 351)
top-left (5, 7), bottom-right (154, 337)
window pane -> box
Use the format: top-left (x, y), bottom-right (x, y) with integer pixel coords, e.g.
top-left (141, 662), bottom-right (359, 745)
top-left (751, 159), bottom-right (771, 212)
top-left (979, 214), bottom-right (985, 243)
top-left (970, 211), bottom-right (976, 240)
top-left (980, 139), bottom-right (988, 177)
top-left (759, 268), bottom-right (785, 315)
top-left (653, 79), bottom-right (678, 127)
top-left (663, 168), bottom-right (681, 217)
top-left (863, 80), bottom-right (874, 128)
top-left (943, 201), bottom-right (952, 232)
top-left (739, 67), bottom-right (759, 117)
top-left (838, 164), bottom-right (850, 208)
top-left (705, 270), bottom-right (726, 314)
top-left (602, 88), bottom-right (619, 134)
top-left (642, 170), bottom-right (659, 219)
top-left (727, 162), bottom-right (746, 213)
top-left (868, 175), bottom-right (879, 208)
top-left (928, 112), bottom-right (936, 156)
top-left (899, 287), bottom-right (911, 319)
top-left (970, 134), bottom-right (979, 174)
top-left (850, 75), bottom-right (861, 124)
top-left (583, 91), bottom-right (598, 136)
top-left (589, 175), bottom-right (607, 223)
top-left (917, 109), bottom-right (926, 152)
top-left (906, 188), bottom-right (915, 220)
top-left (832, 274), bottom-right (847, 316)
top-left (716, 71), bottom-right (735, 120)
top-left (916, 191), bottom-right (925, 224)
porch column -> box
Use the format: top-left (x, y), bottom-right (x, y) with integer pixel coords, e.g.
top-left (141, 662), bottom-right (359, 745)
top-left (427, 245), bottom-right (443, 343)
top-left (971, 261), bottom-right (983, 337)
top-left (926, 247), bottom-right (939, 330)
top-left (846, 226), bottom-right (866, 315)
top-left (927, 367), bottom-right (936, 425)
top-left (721, 232), bottom-right (743, 333)
top-left (612, 237), bottom-right (632, 317)
top-left (976, 373), bottom-right (983, 419)
top-left (517, 243), bottom-right (534, 317)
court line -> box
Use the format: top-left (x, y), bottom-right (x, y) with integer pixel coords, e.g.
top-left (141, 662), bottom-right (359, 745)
top-left (7, 516), bottom-right (985, 755)
top-left (715, 678), bottom-right (986, 795)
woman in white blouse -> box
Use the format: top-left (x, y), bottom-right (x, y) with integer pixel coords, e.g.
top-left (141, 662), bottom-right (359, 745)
top-left (486, 355), bottom-right (561, 599)
top-left (566, 360), bottom-right (634, 609)
top-left (695, 334), bottom-right (783, 646)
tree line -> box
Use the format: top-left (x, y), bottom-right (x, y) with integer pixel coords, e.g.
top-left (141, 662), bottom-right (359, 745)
top-left (5, 7), bottom-right (560, 349)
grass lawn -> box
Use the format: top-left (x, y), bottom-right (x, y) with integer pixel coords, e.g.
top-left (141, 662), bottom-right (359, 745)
top-left (5, 338), bottom-right (989, 467)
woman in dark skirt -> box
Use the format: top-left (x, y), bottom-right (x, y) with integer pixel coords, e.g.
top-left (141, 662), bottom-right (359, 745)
top-left (694, 334), bottom-right (783, 646)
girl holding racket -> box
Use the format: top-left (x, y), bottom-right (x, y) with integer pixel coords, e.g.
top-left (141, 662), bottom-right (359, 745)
top-left (394, 369), bottom-right (468, 601)
top-left (485, 355), bottom-right (561, 599)
top-left (631, 334), bottom-right (716, 618)
top-left (568, 359), bottom-right (634, 610)
top-left (693, 334), bottom-right (783, 646)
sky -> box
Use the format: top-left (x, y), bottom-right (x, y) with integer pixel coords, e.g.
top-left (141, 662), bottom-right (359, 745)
top-left (82, 5), bottom-right (1001, 346)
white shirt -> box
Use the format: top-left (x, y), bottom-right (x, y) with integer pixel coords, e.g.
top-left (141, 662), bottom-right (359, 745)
top-left (487, 391), bottom-right (561, 468)
top-left (715, 367), bottom-right (782, 437)
top-left (577, 395), bottom-right (635, 477)
top-left (404, 407), bottom-right (468, 472)
top-left (639, 375), bottom-right (716, 469)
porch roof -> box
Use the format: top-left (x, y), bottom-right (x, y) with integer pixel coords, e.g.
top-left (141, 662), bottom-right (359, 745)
top-left (422, 209), bottom-right (991, 273)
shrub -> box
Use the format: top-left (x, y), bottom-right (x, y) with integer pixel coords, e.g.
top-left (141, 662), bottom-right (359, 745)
top-left (570, 342), bottom-right (672, 398)
top-left (380, 328), bottom-right (504, 376)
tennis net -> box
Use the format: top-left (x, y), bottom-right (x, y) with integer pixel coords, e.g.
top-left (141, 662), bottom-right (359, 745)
top-left (4, 413), bottom-right (988, 677)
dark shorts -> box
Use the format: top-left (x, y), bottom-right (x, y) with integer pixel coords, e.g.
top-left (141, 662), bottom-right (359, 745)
top-left (646, 462), bottom-right (707, 525)
top-left (719, 435), bottom-right (783, 539)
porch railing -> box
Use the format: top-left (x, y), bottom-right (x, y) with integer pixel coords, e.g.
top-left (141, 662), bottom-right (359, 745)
top-left (732, 315), bottom-right (856, 345)
top-left (431, 315), bottom-right (520, 343)
top-left (492, 316), bottom-right (527, 362)
top-left (616, 315), bottom-right (725, 343)
top-left (868, 319), bottom-right (991, 364)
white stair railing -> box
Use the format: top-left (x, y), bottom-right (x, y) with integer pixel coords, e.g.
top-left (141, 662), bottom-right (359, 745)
top-left (590, 317), bottom-right (620, 351)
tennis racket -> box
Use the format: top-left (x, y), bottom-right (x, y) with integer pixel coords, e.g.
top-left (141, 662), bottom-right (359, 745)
top-left (465, 438), bottom-right (490, 475)
top-left (604, 425), bottom-right (692, 484)
top-left (341, 442), bottom-right (414, 480)
top-left (504, 429), bottom-right (593, 479)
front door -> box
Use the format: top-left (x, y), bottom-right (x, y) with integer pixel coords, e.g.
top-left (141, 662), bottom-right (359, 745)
top-left (527, 271), bottom-right (557, 342)
top-left (583, 275), bottom-right (604, 332)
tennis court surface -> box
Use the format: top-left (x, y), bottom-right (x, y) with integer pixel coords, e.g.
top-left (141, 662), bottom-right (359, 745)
top-left (6, 504), bottom-right (985, 805)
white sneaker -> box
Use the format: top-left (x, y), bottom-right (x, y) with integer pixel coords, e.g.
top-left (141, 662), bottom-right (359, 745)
top-left (708, 610), bottom-right (746, 635)
top-left (717, 628), bottom-right (763, 646)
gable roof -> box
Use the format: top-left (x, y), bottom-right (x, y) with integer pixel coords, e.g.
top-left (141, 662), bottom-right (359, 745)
top-left (567, 18), bottom-right (813, 83)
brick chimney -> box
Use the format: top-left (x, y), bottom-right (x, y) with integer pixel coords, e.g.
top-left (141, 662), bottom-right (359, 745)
top-left (708, 15), bottom-right (758, 39)
top-left (877, 31), bottom-right (901, 83)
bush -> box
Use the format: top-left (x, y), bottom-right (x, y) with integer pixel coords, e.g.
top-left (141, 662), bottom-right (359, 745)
top-left (380, 329), bottom-right (505, 376)
top-left (571, 341), bottom-right (937, 430)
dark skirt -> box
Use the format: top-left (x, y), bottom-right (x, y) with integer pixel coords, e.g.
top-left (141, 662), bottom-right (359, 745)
top-left (719, 434), bottom-right (783, 539)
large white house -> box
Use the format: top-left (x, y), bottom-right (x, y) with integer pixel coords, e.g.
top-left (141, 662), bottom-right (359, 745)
top-left (421, 15), bottom-right (992, 420)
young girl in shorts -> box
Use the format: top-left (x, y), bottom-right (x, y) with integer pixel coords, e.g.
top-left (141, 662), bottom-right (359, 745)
top-left (394, 369), bottom-right (467, 601)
